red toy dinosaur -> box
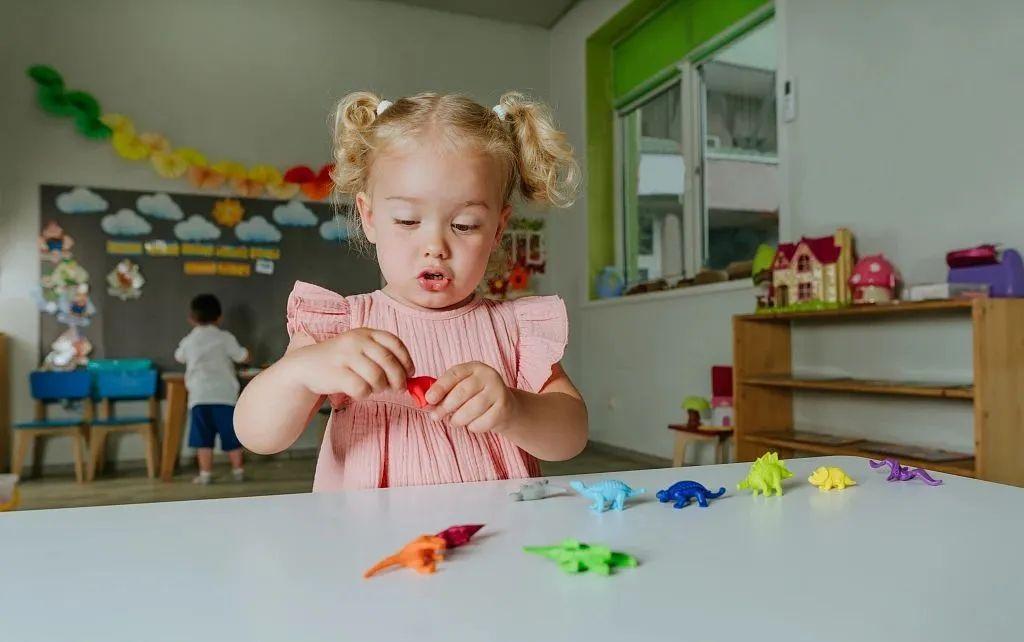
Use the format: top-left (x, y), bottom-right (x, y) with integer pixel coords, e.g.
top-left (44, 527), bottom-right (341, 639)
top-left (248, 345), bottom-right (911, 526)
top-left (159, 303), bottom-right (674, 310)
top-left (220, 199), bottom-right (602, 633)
top-left (406, 376), bottom-right (436, 409)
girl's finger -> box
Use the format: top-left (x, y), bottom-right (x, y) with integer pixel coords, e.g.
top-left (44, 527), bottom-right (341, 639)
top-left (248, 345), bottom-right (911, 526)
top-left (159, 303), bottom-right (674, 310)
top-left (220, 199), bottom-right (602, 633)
top-left (361, 341), bottom-right (408, 390)
top-left (347, 355), bottom-right (390, 394)
top-left (426, 363), bottom-right (475, 406)
top-left (370, 331), bottom-right (415, 374)
top-left (465, 402), bottom-right (503, 434)
top-left (432, 376), bottom-right (484, 419)
top-left (449, 393), bottom-right (494, 429)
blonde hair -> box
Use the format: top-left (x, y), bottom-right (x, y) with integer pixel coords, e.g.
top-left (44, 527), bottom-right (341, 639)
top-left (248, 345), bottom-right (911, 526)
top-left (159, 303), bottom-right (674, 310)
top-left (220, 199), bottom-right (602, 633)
top-left (329, 91), bottom-right (579, 244)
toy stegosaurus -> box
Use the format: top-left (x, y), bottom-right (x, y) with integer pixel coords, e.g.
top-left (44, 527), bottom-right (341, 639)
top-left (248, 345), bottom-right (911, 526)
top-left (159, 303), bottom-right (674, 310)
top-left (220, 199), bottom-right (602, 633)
top-left (737, 452), bottom-right (793, 497)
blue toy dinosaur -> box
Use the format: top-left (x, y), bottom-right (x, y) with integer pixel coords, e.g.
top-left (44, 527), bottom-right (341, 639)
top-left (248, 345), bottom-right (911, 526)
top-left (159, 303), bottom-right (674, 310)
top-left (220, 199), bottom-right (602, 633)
top-left (656, 481), bottom-right (726, 508)
top-left (569, 479), bottom-right (645, 513)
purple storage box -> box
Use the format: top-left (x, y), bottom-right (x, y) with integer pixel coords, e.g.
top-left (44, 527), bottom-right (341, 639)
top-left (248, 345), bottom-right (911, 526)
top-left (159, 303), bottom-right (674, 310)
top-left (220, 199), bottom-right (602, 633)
top-left (947, 249), bottom-right (1024, 297)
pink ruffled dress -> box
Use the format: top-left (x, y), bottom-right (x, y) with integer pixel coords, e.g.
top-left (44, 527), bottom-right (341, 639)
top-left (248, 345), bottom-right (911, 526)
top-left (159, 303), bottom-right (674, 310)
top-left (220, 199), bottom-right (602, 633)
top-left (285, 282), bottom-right (568, 491)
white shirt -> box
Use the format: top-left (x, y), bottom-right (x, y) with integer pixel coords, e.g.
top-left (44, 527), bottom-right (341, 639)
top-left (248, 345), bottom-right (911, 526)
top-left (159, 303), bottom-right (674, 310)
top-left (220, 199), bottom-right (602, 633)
top-left (174, 325), bottom-right (249, 407)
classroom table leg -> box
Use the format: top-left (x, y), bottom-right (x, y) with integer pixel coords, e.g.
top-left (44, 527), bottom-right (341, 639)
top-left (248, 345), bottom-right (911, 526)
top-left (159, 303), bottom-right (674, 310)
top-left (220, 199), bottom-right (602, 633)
top-left (160, 380), bottom-right (188, 482)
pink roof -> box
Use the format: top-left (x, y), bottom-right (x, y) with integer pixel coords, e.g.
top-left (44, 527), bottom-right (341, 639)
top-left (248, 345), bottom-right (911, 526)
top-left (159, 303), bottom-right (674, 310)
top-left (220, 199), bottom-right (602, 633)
top-left (850, 254), bottom-right (896, 287)
top-left (773, 235), bottom-right (841, 267)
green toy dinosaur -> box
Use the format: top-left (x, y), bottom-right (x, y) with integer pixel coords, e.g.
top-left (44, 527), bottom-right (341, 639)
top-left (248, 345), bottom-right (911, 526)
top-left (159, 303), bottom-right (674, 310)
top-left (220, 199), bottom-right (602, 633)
top-left (737, 451), bottom-right (793, 496)
top-left (523, 539), bottom-right (637, 576)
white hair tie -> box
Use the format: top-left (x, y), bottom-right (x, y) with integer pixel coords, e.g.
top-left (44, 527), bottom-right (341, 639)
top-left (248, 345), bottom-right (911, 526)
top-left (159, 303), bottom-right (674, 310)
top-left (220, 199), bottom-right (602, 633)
top-left (492, 104), bottom-right (508, 121)
top-left (376, 99), bottom-right (394, 116)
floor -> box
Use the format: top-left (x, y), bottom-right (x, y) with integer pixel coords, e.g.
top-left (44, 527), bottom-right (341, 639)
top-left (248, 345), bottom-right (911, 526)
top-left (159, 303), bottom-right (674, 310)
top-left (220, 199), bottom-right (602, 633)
top-left (12, 444), bottom-right (668, 511)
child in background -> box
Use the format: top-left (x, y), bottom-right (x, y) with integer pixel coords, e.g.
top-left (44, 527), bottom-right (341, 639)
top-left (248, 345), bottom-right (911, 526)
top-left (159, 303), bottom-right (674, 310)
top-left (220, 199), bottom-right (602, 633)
top-left (175, 294), bottom-right (250, 484)
top-left (235, 91), bottom-right (588, 491)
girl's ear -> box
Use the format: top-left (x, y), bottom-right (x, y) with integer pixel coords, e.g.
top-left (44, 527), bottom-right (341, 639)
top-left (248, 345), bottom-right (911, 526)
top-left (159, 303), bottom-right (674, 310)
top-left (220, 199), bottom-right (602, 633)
top-left (355, 192), bottom-right (377, 243)
top-left (493, 202), bottom-right (513, 247)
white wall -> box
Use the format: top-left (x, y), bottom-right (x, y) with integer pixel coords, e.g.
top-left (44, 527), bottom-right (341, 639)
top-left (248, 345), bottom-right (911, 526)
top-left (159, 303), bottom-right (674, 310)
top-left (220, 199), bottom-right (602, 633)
top-left (548, 0), bottom-right (1024, 462)
top-left (0, 0), bottom-right (550, 466)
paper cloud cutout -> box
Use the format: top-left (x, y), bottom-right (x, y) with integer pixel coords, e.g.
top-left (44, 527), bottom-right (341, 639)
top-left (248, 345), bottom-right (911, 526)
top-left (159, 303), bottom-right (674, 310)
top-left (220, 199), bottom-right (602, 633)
top-left (56, 187), bottom-right (108, 214)
top-left (174, 214), bottom-right (221, 241)
top-left (136, 193), bottom-right (184, 221)
top-left (101, 209), bottom-right (152, 237)
top-left (272, 199), bottom-right (318, 227)
top-left (235, 215), bottom-right (282, 243)
top-left (319, 216), bottom-right (350, 242)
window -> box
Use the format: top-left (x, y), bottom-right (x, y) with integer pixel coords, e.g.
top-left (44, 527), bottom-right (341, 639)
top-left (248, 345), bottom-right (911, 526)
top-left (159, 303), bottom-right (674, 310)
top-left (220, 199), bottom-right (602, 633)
top-left (797, 255), bottom-right (810, 272)
top-left (616, 16), bottom-right (778, 288)
top-left (798, 282), bottom-right (813, 301)
top-left (618, 83), bottom-right (685, 285)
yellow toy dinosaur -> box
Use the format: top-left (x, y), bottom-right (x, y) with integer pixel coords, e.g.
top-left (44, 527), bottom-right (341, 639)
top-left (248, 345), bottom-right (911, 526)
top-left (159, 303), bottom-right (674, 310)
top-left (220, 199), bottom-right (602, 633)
top-left (808, 466), bottom-right (856, 491)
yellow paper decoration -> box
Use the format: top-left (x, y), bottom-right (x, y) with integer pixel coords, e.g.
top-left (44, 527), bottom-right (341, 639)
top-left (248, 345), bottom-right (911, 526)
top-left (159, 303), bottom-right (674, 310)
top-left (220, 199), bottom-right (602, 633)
top-left (139, 132), bottom-right (170, 154)
top-left (176, 147), bottom-right (208, 168)
top-left (100, 113), bottom-right (134, 134)
top-left (248, 164), bottom-right (280, 183)
top-left (265, 179), bottom-right (300, 199)
top-left (112, 130), bottom-right (149, 160)
top-left (212, 161), bottom-right (247, 180)
top-left (151, 151), bottom-right (188, 178)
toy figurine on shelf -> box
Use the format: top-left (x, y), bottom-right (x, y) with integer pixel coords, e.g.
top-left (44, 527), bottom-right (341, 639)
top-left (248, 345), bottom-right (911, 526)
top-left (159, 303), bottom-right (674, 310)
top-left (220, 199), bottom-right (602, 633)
top-left (682, 396), bottom-right (710, 430)
top-left (759, 228), bottom-right (856, 313)
top-left (482, 217), bottom-right (546, 301)
top-left (947, 245), bottom-right (1024, 298)
top-left (850, 254), bottom-right (898, 304)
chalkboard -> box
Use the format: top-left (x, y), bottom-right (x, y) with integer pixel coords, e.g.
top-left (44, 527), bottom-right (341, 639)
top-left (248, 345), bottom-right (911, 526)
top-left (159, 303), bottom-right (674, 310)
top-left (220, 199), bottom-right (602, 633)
top-left (38, 184), bottom-right (379, 371)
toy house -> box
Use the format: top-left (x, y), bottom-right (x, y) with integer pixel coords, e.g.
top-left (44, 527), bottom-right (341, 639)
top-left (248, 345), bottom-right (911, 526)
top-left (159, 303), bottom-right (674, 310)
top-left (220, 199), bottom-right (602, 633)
top-left (766, 228), bottom-right (854, 311)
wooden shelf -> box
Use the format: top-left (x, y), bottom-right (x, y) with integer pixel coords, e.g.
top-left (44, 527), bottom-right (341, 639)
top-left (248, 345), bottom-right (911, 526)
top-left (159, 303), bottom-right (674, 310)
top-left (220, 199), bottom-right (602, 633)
top-left (741, 375), bottom-right (974, 399)
top-left (733, 298), bottom-right (1024, 486)
top-left (742, 433), bottom-right (975, 477)
top-left (737, 299), bottom-right (975, 322)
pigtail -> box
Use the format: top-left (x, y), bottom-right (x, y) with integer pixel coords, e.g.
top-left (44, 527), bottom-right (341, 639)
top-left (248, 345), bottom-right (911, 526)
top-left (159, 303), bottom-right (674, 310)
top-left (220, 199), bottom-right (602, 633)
top-left (498, 92), bottom-right (580, 208)
top-left (329, 91), bottom-right (384, 196)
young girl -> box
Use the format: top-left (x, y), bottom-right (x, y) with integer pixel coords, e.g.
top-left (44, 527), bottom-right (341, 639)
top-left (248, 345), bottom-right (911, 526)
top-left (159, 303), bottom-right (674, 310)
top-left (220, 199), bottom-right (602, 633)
top-left (234, 91), bottom-right (588, 491)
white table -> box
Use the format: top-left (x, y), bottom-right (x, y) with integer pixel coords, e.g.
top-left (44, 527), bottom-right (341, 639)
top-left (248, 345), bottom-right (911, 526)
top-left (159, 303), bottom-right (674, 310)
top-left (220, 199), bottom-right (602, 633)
top-left (1, 456), bottom-right (1021, 642)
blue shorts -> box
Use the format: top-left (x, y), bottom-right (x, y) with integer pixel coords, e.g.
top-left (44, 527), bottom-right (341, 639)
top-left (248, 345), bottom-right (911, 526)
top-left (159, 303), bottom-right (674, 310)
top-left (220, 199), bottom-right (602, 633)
top-left (188, 404), bottom-right (241, 451)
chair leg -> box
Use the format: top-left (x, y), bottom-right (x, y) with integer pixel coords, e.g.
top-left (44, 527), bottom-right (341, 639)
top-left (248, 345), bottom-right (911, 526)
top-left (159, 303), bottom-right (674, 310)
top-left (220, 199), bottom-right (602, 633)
top-left (89, 428), bottom-right (107, 481)
top-left (715, 438), bottom-right (726, 465)
top-left (11, 432), bottom-right (30, 478)
top-left (672, 433), bottom-right (690, 467)
top-left (71, 430), bottom-right (86, 483)
top-left (142, 427), bottom-right (156, 479)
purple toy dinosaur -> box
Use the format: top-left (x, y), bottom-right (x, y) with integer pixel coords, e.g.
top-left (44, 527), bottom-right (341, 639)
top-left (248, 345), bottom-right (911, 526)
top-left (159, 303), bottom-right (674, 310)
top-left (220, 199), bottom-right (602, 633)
top-left (869, 458), bottom-right (943, 486)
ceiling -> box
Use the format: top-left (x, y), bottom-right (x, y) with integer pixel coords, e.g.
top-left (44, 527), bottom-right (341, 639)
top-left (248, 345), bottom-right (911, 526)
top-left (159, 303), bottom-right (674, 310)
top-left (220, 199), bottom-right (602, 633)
top-left (381, 0), bottom-right (580, 28)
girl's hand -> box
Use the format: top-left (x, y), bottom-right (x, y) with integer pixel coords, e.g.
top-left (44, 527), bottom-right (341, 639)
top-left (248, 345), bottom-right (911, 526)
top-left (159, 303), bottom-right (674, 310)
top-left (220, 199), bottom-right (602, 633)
top-left (427, 362), bottom-right (519, 433)
top-left (287, 328), bottom-right (413, 399)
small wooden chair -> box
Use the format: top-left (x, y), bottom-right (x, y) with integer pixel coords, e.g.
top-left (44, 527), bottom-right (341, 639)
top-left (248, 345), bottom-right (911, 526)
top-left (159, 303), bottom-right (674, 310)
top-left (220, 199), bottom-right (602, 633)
top-left (668, 424), bottom-right (734, 467)
top-left (12, 371), bottom-right (93, 482)
top-left (89, 369), bottom-right (160, 480)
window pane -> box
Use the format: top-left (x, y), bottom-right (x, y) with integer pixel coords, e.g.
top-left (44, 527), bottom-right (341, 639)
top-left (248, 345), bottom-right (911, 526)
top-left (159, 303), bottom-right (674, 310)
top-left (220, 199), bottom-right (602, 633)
top-left (620, 82), bottom-right (685, 285)
top-left (701, 19), bottom-right (779, 270)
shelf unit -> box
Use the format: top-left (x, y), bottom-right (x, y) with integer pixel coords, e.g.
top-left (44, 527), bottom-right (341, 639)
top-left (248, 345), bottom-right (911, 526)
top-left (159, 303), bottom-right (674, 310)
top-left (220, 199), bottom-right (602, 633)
top-left (733, 299), bottom-right (1024, 486)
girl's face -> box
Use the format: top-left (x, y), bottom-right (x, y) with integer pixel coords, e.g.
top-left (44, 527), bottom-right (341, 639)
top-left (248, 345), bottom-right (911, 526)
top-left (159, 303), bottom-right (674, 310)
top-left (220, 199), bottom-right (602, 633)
top-left (357, 137), bottom-right (511, 310)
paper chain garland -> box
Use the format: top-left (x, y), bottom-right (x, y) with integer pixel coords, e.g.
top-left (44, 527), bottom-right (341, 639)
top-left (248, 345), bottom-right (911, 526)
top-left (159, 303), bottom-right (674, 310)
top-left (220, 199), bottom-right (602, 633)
top-left (27, 65), bottom-right (334, 201)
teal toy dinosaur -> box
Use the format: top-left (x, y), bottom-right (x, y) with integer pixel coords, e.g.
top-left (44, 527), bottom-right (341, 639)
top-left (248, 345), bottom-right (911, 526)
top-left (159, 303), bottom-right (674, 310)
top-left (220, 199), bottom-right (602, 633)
top-left (737, 452), bottom-right (793, 496)
top-left (523, 539), bottom-right (637, 575)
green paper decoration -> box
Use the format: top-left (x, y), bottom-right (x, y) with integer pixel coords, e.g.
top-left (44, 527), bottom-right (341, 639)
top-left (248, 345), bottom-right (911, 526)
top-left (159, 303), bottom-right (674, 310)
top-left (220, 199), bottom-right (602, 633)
top-left (27, 65), bottom-right (64, 89)
top-left (26, 64), bottom-right (111, 140)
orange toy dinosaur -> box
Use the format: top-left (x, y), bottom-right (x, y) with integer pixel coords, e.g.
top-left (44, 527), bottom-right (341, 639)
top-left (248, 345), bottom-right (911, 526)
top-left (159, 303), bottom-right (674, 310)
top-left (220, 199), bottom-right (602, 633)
top-left (363, 535), bottom-right (447, 579)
